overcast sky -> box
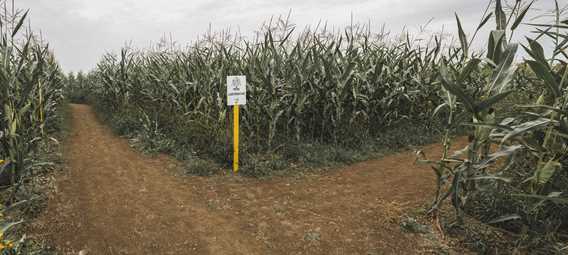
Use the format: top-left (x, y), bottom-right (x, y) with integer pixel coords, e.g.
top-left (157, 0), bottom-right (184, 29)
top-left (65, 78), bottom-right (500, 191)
top-left (17, 0), bottom-right (559, 72)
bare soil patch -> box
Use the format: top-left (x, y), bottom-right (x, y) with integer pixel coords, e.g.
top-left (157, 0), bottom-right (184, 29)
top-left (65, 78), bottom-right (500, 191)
top-left (31, 104), bottom-right (469, 254)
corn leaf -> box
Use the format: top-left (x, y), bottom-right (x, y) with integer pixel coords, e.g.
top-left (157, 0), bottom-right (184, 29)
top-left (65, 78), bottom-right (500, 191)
top-left (535, 159), bottom-right (561, 185)
top-left (495, 0), bottom-right (507, 30)
top-left (11, 10), bottom-right (29, 38)
top-left (511, 1), bottom-right (533, 30)
top-left (526, 60), bottom-right (561, 98)
top-left (455, 13), bottom-right (469, 56)
top-left (439, 65), bottom-right (475, 113)
top-left (487, 43), bottom-right (518, 93)
top-left (475, 90), bottom-right (513, 112)
top-left (488, 214), bottom-right (521, 224)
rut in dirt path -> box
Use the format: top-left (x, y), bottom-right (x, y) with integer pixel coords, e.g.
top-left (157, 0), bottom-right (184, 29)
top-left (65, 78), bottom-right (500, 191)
top-left (33, 104), bottom-right (468, 254)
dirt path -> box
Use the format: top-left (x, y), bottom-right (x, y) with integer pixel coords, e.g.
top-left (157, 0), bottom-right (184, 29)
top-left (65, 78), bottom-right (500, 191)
top-left (32, 104), bottom-right (468, 254)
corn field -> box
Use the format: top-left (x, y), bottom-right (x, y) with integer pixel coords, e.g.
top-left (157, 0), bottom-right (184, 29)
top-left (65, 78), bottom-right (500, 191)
top-left (0, 3), bottom-right (64, 253)
top-left (65, 0), bottom-right (568, 252)
top-left (0, 6), bottom-right (63, 194)
top-left (15, 0), bottom-right (564, 252)
top-left (82, 19), bottom-right (458, 172)
top-left (417, 0), bottom-right (568, 253)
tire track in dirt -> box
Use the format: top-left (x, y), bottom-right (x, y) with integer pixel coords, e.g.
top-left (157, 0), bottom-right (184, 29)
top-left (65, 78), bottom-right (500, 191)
top-left (32, 104), bottom-right (469, 254)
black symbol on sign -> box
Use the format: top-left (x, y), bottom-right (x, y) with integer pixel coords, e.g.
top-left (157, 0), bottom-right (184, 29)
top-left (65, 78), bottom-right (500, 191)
top-left (232, 78), bottom-right (240, 91)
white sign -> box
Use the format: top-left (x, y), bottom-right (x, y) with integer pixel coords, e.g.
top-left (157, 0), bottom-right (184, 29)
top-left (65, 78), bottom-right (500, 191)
top-left (227, 76), bottom-right (247, 105)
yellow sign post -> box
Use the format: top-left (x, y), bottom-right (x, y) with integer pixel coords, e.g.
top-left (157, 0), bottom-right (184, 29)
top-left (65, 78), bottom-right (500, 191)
top-left (227, 76), bottom-right (246, 174)
top-left (233, 105), bottom-right (239, 173)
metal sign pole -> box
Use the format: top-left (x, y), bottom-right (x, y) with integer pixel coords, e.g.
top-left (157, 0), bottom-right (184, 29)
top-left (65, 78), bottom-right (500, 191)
top-left (227, 75), bottom-right (246, 175)
top-left (233, 105), bottom-right (239, 173)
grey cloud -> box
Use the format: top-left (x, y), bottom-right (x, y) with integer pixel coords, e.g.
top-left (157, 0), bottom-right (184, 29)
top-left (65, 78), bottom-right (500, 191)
top-left (16, 0), bottom-right (559, 72)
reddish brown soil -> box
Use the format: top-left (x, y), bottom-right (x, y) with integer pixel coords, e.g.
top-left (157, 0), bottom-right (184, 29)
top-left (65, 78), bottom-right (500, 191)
top-left (32, 104), bottom-right (468, 254)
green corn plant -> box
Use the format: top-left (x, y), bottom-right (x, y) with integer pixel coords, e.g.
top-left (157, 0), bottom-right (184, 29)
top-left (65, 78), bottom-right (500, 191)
top-left (423, 0), bottom-right (568, 251)
top-left (0, 3), bottom-right (63, 254)
top-left (424, 0), bottom-right (534, 224)
top-left (0, 4), bottom-right (63, 195)
top-left (80, 15), bottom-right (450, 164)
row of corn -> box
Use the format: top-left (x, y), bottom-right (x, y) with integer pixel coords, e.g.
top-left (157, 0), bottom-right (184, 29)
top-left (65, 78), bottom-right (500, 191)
top-left (0, 6), bottom-right (64, 253)
top-left (85, 21), bottom-right (454, 158)
top-left (422, 0), bottom-right (568, 252)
